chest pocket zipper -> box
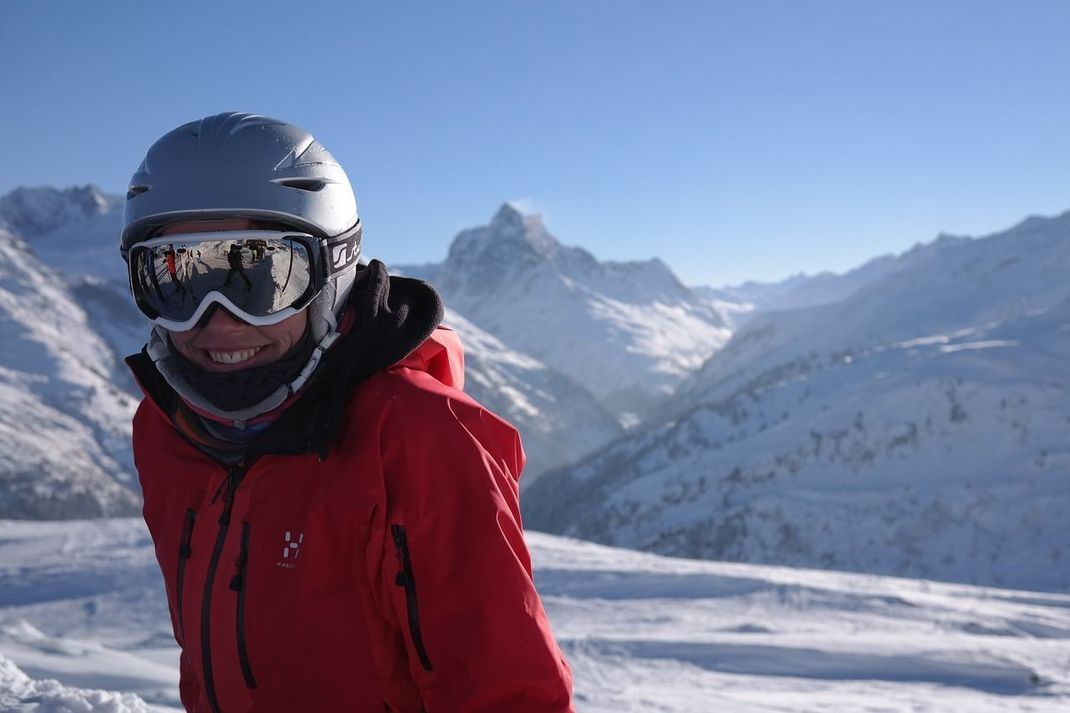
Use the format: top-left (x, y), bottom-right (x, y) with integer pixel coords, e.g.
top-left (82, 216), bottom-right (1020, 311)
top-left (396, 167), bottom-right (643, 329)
top-left (229, 521), bottom-right (257, 688)
top-left (176, 508), bottom-right (196, 645)
top-left (391, 525), bottom-right (434, 672)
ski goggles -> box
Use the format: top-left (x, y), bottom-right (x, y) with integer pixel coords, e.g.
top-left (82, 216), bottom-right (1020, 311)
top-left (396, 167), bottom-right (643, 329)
top-left (126, 229), bottom-right (360, 331)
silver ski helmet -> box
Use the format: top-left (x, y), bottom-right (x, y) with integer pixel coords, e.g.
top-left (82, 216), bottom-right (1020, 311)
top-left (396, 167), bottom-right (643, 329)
top-left (120, 112), bottom-right (361, 320)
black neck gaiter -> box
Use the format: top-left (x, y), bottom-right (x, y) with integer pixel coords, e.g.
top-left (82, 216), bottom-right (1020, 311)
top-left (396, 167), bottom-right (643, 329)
top-left (167, 323), bottom-right (318, 411)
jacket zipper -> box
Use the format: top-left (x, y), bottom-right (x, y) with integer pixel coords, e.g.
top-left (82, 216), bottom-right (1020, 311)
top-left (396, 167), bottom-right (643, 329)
top-left (391, 525), bottom-right (434, 672)
top-left (201, 461), bottom-right (251, 713)
top-left (229, 521), bottom-right (257, 688)
top-left (175, 508), bottom-right (196, 645)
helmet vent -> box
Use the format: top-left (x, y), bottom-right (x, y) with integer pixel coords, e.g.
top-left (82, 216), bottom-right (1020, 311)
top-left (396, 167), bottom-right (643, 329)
top-left (126, 185), bottom-right (150, 200)
top-left (277, 178), bottom-right (327, 192)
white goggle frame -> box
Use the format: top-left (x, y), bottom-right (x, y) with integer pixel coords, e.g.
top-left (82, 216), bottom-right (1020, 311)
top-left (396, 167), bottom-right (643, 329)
top-left (127, 230), bottom-right (322, 332)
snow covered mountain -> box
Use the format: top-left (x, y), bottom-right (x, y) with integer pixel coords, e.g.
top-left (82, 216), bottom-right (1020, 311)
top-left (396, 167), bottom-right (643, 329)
top-left (0, 187), bottom-right (623, 505)
top-left (0, 186), bottom-right (121, 247)
top-left (0, 187), bottom-right (149, 519)
top-left (705, 254), bottom-right (901, 312)
top-left (398, 204), bottom-right (733, 418)
top-left (526, 211), bottom-right (1070, 592)
top-left (1, 518), bottom-right (1067, 712)
top-left (0, 186), bottom-right (144, 378)
top-left (444, 309), bottom-right (622, 481)
top-left (0, 227), bottom-right (139, 518)
top-left (692, 251), bottom-right (907, 333)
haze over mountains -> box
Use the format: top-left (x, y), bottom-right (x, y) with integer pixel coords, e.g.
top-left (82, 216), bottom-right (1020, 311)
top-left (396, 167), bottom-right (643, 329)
top-left (1, 184), bottom-right (1066, 595)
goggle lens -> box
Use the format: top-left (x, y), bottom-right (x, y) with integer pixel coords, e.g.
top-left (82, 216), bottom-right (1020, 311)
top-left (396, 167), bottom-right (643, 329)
top-left (129, 234), bottom-right (317, 327)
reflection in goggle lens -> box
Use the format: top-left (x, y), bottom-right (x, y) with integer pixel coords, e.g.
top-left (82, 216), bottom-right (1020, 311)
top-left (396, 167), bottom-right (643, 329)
top-left (132, 237), bottom-right (315, 323)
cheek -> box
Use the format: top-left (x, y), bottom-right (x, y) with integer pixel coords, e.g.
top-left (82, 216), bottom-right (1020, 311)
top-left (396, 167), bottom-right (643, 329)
top-left (166, 330), bottom-right (198, 357)
top-left (285, 322), bottom-right (308, 345)
top-left (266, 315), bottom-right (308, 349)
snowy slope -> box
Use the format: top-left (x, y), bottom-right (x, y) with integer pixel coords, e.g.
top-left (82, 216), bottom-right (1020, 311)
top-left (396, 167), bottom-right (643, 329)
top-left (398, 204), bottom-right (733, 417)
top-left (0, 518), bottom-right (1067, 712)
top-left (0, 228), bottom-right (139, 518)
top-left (0, 186), bottom-right (144, 367)
top-left (526, 211), bottom-right (1070, 592)
top-left (444, 309), bottom-right (622, 482)
top-left (682, 215), bottom-right (1070, 407)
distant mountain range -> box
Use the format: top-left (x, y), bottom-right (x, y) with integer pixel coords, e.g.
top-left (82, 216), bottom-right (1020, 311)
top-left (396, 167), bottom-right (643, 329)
top-left (525, 210), bottom-right (1070, 591)
top-left (5, 184), bottom-right (1066, 593)
top-left (0, 187), bottom-right (728, 517)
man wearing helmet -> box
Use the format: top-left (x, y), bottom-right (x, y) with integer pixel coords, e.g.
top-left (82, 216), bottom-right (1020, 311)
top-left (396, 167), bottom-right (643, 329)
top-left (122, 113), bottom-right (574, 712)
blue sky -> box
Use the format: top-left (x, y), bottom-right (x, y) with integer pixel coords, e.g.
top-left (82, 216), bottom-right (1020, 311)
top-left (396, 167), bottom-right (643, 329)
top-left (3, 1), bottom-right (1070, 286)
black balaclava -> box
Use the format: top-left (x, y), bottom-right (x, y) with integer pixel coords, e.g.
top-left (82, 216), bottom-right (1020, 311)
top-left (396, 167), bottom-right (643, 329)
top-left (166, 316), bottom-right (318, 412)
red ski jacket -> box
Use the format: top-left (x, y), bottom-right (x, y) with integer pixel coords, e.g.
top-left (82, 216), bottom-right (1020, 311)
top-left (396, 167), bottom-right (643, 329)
top-left (132, 327), bottom-right (574, 712)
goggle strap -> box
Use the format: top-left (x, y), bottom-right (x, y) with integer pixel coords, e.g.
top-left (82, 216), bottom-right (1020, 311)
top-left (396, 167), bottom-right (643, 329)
top-left (325, 221), bottom-right (363, 275)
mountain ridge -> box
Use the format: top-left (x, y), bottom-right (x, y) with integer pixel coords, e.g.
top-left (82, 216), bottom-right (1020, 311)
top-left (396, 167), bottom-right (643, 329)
top-left (397, 203), bottom-right (733, 416)
top-left (0, 185), bottom-right (119, 240)
top-left (524, 210), bottom-right (1070, 592)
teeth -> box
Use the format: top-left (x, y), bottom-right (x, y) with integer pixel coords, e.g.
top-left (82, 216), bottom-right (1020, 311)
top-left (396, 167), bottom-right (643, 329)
top-left (207, 348), bottom-right (261, 365)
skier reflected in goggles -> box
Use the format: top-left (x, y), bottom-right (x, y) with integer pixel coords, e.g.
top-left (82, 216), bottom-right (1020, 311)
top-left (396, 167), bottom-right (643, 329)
top-left (128, 231), bottom-right (318, 330)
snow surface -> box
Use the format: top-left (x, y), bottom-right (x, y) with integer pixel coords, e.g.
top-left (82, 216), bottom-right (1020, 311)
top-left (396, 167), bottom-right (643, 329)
top-left (0, 654), bottom-right (155, 713)
top-left (0, 518), bottom-right (1067, 712)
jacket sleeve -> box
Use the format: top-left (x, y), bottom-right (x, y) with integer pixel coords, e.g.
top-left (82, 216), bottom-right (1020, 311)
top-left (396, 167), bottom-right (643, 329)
top-left (377, 383), bottom-right (574, 712)
top-left (158, 562), bottom-right (200, 709)
top-left (133, 403), bottom-right (203, 712)
top-left (178, 648), bottom-right (201, 710)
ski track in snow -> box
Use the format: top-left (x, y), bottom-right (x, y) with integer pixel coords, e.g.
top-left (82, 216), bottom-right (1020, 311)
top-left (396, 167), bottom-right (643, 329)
top-left (0, 520), bottom-right (1067, 712)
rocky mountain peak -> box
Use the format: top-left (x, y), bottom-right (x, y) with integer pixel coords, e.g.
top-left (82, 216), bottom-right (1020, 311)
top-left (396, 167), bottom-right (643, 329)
top-left (447, 203), bottom-right (563, 269)
top-left (488, 201), bottom-right (529, 232)
top-left (0, 185), bottom-right (120, 239)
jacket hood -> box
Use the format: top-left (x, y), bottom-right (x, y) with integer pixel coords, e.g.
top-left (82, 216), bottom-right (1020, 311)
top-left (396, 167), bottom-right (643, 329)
top-left (127, 260), bottom-right (444, 460)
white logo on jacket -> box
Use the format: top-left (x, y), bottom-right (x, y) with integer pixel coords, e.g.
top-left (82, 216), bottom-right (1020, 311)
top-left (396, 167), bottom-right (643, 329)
top-left (276, 531), bottom-right (304, 569)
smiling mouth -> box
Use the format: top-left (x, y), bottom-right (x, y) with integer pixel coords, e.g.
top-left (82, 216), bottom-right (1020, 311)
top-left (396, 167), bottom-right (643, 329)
top-left (206, 347), bottom-right (264, 365)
